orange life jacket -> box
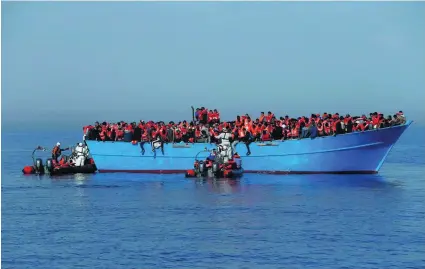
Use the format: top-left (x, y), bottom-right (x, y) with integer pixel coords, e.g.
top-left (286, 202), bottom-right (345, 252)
top-left (259, 115), bottom-right (265, 122)
top-left (267, 125), bottom-right (273, 133)
top-left (266, 114), bottom-right (274, 122)
top-left (239, 129), bottom-right (245, 138)
top-left (52, 146), bottom-right (60, 155)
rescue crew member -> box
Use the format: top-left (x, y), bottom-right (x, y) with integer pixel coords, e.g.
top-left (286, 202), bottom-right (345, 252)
top-left (215, 127), bottom-right (233, 161)
top-left (74, 143), bottom-right (87, 166)
top-left (51, 142), bottom-right (69, 162)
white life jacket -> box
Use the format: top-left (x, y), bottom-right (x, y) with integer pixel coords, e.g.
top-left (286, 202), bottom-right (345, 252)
top-left (75, 146), bottom-right (84, 156)
top-left (221, 132), bottom-right (231, 143)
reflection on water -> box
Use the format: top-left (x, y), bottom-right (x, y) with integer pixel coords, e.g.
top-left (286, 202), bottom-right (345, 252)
top-left (19, 171), bottom-right (404, 194)
top-left (192, 178), bottom-right (242, 194)
top-left (187, 173), bottom-right (402, 195)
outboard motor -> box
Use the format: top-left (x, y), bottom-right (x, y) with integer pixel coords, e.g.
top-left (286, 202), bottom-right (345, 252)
top-left (45, 158), bottom-right (54, 173)
top-left (212, 162), bottom-right (219, 176)
top-left (198, 161), bottom-right (206, 176)
top-left (35, 158), bottom-right (44, 174)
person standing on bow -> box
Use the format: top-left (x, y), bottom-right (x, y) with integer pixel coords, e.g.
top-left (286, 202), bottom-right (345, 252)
top-left (51, 142), bottom-right (69, 162)
top-left (214, 127), bottom-right (233, 161)
top-left (74, 143), bottom-right (87, 166)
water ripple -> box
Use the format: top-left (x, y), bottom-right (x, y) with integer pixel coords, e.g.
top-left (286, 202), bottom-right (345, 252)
top-left (2, 127), bottom-right (425, 268)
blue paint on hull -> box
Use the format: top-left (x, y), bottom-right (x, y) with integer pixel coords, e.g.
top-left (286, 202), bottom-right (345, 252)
top-left (86, 121), bottom-right (412, 174)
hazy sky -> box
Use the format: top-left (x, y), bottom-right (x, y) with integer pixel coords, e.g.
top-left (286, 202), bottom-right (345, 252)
top-left (2, 2), bottom-right (425, 128)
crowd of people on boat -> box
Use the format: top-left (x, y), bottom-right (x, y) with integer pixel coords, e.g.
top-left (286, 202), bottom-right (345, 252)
top-left (51, 142), bottom-right (91, 167)
top-left (82, 107), bottom-right (407, 145)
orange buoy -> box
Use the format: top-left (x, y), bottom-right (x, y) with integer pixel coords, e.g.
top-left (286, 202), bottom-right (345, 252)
top-left (185, 169), bottom-right (196, 177)
top-left (22, 166), bottom-right (35, 174)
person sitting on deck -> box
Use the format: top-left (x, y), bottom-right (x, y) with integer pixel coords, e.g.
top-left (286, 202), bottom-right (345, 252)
top-left (207, 149), bottom-right (217, 161)
top-left (84, 108), bottom-right (408, 144)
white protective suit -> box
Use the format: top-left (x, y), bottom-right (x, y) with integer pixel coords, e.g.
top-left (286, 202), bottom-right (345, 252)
top-left (215, 129), bottom-right (233, 162)
top-left (74, 143), bottom-right (86, 167)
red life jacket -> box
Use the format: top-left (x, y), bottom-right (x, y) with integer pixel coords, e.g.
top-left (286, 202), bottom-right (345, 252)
top-left (83, 125), bottom-right (93, 134)
top-left (261, 132), bottom-right (271, 141)
top-left (125, 125), bottom-right (134, 133)
top-left (150, 129), bottom-right (158, 138)
top-left (372, 116), bottom-right (379, 126)
top-left (208, 112), bottom-right (213, 122)
top-left (291, 127), bottom-right (298, 137)
top-left (160, 130), bottom-right (167, 140)
top-left (195, 129), bottom-right (201, 138)
top-left (141, 132), bottom-right (149, 142)
top-left (332, 120), bottom-right (340, 132)
top-left (317, 125), bottom-right (324, 135)
top-left (99, 130), bottom-right (106, 141)
top-left (180, 127), bottom-right (187, 135)
top-left (116, 129), bottom-right (124, 140)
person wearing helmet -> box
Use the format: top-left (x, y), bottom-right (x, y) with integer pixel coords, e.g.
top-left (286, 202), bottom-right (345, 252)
top-left (214, 127), bottom-right (232, 162)
top-left (51, 142), bottom-right (69, 162)
top-left (74, 142), bottom-right (87, 166)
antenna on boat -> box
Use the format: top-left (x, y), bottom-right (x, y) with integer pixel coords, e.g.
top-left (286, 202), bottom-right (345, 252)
top-left (191, 106), bottom-right (195, 123)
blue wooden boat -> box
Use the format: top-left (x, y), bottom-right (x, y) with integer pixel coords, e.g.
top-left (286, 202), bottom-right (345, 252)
top-left (85, 121), bottom-right (412, 174)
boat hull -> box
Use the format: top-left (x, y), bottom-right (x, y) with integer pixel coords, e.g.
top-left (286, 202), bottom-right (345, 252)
top-left (86, 121), bottom-right (412, 174)
top-left (50, 164), bottom-right (97, 176)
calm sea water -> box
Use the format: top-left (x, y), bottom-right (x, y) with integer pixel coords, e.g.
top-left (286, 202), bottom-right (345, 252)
top-left (2, 126), bottom-right (425, 269)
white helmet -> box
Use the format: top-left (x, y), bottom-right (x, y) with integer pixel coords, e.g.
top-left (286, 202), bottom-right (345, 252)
top-left (56, 142), bottom-right (61, 146)
top-left (78, 143), bottom-right (83, 147)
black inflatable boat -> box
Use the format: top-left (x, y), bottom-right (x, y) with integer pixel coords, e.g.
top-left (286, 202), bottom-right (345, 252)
top-left (22, 146), bottom-right (97, 176)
